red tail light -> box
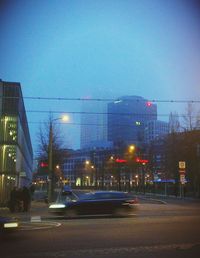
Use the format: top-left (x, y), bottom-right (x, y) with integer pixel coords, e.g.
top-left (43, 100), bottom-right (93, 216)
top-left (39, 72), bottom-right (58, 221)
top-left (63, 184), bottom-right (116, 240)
top-left (126, 198), bottom-right (138, 204)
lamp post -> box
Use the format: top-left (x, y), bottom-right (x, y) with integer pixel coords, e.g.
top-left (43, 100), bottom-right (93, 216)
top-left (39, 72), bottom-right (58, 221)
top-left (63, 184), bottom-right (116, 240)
top-left (128, 145), bottom-right (135, 153)
top-left (141, 162), bottom-right (146, 194)
top-left (128, 144), bottom-right (135, 191)
top-left (48, 115), bottom-right (69, 203)
top-left (91, 165), bottom-right (95, 186)
top-left (84, 160), bottom-right (90, 187)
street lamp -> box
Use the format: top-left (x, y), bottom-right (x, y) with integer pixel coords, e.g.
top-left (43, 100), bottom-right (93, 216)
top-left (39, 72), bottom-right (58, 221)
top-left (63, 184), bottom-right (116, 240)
top-left (48, 114), bottom-right (70, 203)
top-left (62, 115), bottom-right (70, 122)
top-left (85, 160), bottom-right (90, 165)
top-left (135, 174), bottom-right (139, 189)
top-left (127, 145), bottom-right (136, 191)
top-left (128, 145), bottom-right (135, 153)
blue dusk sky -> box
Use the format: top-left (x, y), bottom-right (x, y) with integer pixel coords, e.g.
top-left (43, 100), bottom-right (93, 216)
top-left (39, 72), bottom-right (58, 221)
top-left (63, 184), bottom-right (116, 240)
top-left (0, 0), bottom-right (200, 152)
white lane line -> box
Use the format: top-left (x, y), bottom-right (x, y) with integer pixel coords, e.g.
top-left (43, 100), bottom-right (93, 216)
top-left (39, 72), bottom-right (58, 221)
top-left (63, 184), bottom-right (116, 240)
top-left (31, 216), bottom-right (41, 222)
top-left (19, 221), bottom-right (61, 231)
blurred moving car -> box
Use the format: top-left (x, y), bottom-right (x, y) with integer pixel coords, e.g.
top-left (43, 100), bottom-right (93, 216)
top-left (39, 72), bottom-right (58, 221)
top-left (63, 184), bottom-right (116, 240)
top-left (49, 188), bottom-right (138, 217)
top-left (0, 216), bottom-right (19, 233)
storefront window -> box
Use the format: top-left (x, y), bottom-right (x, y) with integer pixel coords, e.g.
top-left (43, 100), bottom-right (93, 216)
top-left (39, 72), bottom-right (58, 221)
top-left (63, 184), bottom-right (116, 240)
top-left (0, 145), bottom-right (16, 172)
top-left (0, 116), bottom-right (17, 143)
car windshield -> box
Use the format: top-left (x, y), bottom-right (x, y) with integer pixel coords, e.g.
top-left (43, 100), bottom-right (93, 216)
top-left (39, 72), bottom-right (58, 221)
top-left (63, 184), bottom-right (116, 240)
top-left (94, 192), bottom-right (127, 199)
top-left (57, 191), bottom-right (78, 202)
top-left (79, 192), bottom-right (131, 200)
top-left (79, 193), bottom-right (96, 200)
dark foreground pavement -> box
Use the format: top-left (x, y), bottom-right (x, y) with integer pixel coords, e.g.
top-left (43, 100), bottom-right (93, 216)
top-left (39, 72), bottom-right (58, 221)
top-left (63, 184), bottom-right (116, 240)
top-left (1, 208), bottom-right (200, 258)
top-left (0, 200), bottom-right (50, 222)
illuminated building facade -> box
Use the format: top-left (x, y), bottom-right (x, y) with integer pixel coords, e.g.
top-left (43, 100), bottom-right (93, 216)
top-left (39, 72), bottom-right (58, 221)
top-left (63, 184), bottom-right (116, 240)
top-left (107, 96), bottom-right (157, 147)
top-left (0, 80), bottom-right (33, 205)
top-left (144, 120), bottom-right (169, 144)
top-left (80, 100), bottom-right (108, 149)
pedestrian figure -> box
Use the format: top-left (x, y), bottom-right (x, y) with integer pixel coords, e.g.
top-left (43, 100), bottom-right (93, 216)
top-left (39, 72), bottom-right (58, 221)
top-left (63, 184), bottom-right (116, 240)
top-left (9, 186), bottom-right (18, 212)
top-left (29, 183), bottom-right (35, 200)
top-left (16, 188), bottom-right (23, 212)
top-left (183, 185), bottom-right (187, 198)
top-left (174, 182), bottom-right (179, 197)
top-left (22, 186), bottom-right (31, 212)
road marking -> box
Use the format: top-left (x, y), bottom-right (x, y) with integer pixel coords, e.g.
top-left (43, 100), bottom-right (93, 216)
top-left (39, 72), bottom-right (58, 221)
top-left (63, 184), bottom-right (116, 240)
top-left (31, 216), bottom-right (41, 222)
top-left (19, 221), bottom-right (61, 231)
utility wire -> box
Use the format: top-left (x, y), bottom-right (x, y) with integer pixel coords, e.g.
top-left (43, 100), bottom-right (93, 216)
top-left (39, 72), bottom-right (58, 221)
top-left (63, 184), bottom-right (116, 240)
top-left (25, 110), bottom-right (200, 118)
top-left (27, 121), bottom-right (200, 127)
top-left (28, 122), bottom-right (145, 127)
top-left (0, 96), bottom-right (200, 103)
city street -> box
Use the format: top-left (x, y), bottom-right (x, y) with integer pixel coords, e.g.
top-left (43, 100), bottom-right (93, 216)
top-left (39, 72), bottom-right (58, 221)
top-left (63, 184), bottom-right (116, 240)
top-left (1, 2), bottom-right (200, 258)
top-left (1, 199), bottom-right (200, 258)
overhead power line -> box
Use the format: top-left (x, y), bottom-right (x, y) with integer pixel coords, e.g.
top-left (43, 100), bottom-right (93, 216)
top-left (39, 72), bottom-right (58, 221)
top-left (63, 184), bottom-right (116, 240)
top-left (0, 95), bottom-right (200, 103)
top-left (25, 110), bottom-right (200, 118)
top-left (27, 121), bottom-right (200, 129)
top-left (27, 110), bottom-right (159, 115)
top-left (27, 122), bottom-right (144, 127)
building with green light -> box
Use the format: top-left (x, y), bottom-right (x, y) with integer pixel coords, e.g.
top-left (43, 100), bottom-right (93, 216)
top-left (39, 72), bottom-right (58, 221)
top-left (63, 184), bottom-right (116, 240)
top-left (0, 80), bottom-right (33, 205)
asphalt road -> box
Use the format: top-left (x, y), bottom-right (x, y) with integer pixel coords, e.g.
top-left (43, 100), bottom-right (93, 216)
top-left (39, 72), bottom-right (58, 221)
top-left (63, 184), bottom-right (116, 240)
top-left (1, 199), bottom-right (200, 258)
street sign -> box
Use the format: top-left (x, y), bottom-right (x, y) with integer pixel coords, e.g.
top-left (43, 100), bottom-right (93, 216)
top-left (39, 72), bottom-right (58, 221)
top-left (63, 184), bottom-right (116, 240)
top-left (19, 171), bottom-right (26, 177)
top-left (179, 170), bottom-right (186, 175)
top-left (180, 174), bottom-right (186, 184)
top-left (154, 174), bottom-right (159, 180)
top-left (179, 161), bottom-right (186, 169)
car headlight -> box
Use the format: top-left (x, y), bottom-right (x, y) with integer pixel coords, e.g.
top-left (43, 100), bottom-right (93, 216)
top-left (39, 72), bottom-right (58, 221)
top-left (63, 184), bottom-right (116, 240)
top-left (49, 203), bottom-right (65, 209)
top-left (4, 222), bottom-right (19, 228)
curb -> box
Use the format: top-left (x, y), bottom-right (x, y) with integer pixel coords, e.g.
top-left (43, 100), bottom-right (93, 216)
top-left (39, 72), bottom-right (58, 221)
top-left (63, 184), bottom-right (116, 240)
top-left (137, 196), bottom-right (167, 205)
top-left (146, 198), bottom-right (167, 205)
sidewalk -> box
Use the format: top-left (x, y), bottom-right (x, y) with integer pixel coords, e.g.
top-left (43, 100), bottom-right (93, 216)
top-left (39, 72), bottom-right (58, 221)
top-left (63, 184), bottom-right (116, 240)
top-left (0, 200), bottom-right (51, 221)
top-left (135, 192), bottom-right (200, 204)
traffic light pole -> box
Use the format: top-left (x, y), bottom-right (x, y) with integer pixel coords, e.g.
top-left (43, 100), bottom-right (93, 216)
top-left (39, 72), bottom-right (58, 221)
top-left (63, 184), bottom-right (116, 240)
top-left (117, 163), bottom-right (121, 191)
top-left (48, 122), bottom-right (53, 203)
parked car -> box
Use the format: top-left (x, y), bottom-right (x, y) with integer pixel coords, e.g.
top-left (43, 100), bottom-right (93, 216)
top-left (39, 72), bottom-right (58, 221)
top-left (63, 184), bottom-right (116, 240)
top-left (0, 216), bottom-right (19, 233)
top-left (48, 189), bottom-right (138, 217)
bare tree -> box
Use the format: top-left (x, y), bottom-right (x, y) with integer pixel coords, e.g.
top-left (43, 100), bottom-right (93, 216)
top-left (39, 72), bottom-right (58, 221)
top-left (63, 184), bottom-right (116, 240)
top-left (169, 111), bottom-right (180, 133)
top-left (195, 110), bottom-right (200, 129)
top-left (36, 115), bottom-right (69, 169)
top-left (182, 103), bottom-right (200, 131)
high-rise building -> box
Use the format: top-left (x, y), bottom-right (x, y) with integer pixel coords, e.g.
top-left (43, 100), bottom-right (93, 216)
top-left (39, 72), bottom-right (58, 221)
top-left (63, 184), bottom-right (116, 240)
top-left (0, 80), bottom-right (33, 205)
top-left (144, 120), bottom-right (169, 144)
top-left (107, 96), bottom-right (157, 147)
top-left (80, 100), bottom-right (108, 149)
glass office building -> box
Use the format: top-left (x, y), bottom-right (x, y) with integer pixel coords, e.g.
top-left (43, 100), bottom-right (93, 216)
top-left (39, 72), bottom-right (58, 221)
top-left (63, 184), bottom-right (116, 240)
top-left (80, 100), bottom-right (108, 149)
top-left (0, 80), bottom-right (33, 205)
top-left (108, 96), bottom-right (157, 147)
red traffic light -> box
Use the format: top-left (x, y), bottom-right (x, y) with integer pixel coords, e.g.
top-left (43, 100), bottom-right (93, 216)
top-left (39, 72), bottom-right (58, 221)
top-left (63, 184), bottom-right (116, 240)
top-left (40, 162), bottom-right (48, 168)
